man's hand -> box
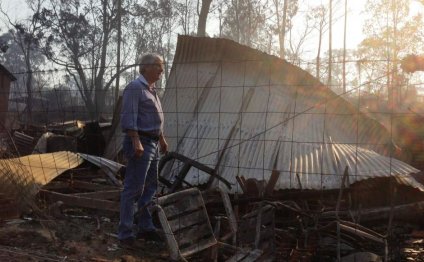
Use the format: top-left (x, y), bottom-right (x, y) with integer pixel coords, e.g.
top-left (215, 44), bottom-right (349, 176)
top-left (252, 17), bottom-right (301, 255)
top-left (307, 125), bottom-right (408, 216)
top-left (128, 130), bottom-right (144, 158)
top-left (159, 134), bottom-right (168, 154)
top-left (132, 138), bottom-right (144, 158)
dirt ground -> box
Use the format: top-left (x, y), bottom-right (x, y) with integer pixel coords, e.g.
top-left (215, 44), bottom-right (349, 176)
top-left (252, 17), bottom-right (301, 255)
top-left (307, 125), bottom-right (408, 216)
top-left (2, 206), bottom-right (424, 261)
top-left (0, 208), bottom-right (169, 262)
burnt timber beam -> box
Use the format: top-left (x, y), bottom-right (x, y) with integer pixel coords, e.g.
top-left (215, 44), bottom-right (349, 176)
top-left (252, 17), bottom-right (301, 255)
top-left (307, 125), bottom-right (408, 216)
top-left (39, 190), bottom-right (119, 212)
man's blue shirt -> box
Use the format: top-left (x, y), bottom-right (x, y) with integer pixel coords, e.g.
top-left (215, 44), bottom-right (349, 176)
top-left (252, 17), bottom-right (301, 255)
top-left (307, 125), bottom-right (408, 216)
top-left (121, 75), bottom-right (164, 136)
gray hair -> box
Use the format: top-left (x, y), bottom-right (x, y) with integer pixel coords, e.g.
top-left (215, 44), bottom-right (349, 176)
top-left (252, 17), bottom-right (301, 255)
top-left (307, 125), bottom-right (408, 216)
top-left (139, 53), bottom-right (163, 73)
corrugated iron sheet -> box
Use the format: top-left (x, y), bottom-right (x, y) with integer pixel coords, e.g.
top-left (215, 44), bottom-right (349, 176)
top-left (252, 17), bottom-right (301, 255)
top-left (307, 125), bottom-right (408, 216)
top-left (162, 36), bottom-right (422, 192)
top-left (0, 151), bottom-right (83, 186)
top-left (78, 153), bottom-right (124, 174)
top-left (13, 131), bottom-right (34, 156)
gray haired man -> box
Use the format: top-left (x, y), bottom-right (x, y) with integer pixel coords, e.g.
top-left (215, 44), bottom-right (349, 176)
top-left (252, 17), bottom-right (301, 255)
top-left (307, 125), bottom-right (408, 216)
top-left (118, 53), bottom-right (168, 246)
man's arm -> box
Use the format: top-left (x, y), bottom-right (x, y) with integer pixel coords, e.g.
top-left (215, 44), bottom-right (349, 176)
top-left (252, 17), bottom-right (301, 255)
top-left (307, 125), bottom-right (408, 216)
top-left (121, 82), bottom-right (144, 158)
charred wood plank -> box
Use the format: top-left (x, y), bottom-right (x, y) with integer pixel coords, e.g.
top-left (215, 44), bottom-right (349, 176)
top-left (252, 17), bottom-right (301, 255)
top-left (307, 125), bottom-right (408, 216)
top-left (42, 180), bottom-right (118, 192)
top-left (264, 170), bottom-right (280, 197)
top-left (39, 190), bottom-right (119, 212)
top-left (236, 176), bottom-right (247, 194)
top-left (72, 190), bottom-right (121, 200)
top-left (323, 200), bottom-right (424, 222)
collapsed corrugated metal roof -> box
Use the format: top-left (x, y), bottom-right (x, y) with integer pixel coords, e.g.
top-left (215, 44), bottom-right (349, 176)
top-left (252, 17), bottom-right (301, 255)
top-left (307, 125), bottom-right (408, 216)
top-left (0, 151), bottom-right (123, 190)
top-left (162, 36), bottom-right (422, 192)
top-left (0, 151), bottom-right (83, 187)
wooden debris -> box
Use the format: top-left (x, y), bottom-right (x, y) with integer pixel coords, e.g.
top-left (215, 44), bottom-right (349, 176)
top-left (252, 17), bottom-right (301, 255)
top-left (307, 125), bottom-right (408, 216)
top-left (340, 252), bottom-right (381, 262)
top-left (264, 170), bottom-right (280, 197)
top-left (39, 190), bottom-right (119, 212)
top-left (43, 180), bottom-right (117, 192)
top-left (12, 151), bottom-right (421, 261)
top-left (98, 166), bottom-right (122, 187)
top-left (73, 190), bottom-right (121, 200)
top-left (0, 193), bottom-right (19, 220)
top-left (323, 200), bottom-right (424, 222)
top-left (236, 176), bottom-right (247, 194)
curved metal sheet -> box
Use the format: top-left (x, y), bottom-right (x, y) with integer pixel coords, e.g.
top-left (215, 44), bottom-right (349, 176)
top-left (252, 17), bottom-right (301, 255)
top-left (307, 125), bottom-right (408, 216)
top-left (0, 151), bottom-right (84, 187)
top-left (162, 36), bottom-right (422, 192)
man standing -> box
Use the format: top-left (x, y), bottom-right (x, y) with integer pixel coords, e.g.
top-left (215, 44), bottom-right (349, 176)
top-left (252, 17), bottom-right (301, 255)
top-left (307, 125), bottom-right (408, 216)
top-left (119, 53), bottom-right (168, 246)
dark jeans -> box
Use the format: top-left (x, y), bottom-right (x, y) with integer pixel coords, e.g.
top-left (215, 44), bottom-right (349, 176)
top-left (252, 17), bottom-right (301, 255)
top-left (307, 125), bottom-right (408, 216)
top-left (118, 135), bottom-right (159, 240)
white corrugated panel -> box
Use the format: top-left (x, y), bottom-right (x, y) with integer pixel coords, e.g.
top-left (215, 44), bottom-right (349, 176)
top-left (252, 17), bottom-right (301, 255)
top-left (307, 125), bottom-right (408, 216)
top-left (162, 36), bottom-right (422, 192)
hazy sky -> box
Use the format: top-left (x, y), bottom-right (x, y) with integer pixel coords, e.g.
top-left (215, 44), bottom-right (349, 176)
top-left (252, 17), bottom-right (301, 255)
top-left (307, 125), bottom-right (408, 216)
top-left (2, 0), bottom-right (420, 53)
top-left (294, 0), bottom-right (368, 57)
top-left (0, 0), bottom-right (31, 22)
top-left (0, 0), bottom-right (370, 59)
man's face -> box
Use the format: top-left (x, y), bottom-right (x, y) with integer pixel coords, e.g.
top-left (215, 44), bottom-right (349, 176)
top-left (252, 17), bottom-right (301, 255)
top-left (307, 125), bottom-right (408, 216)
top-left (144, 58), bottom-right (164, 84)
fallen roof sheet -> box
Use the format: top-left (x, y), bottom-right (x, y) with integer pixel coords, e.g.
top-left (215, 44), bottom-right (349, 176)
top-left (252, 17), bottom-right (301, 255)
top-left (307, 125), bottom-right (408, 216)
top-left (78, 153), bottom-right (124, 175)
top-left (0, 151), bottom-right (83, 186)
top-left (161, 36), bottom-right (422, 192)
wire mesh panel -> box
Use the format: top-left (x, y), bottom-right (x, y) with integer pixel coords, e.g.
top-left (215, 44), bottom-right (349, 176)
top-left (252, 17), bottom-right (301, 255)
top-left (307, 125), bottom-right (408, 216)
top-left (1, 35), bottom-right (424, 260)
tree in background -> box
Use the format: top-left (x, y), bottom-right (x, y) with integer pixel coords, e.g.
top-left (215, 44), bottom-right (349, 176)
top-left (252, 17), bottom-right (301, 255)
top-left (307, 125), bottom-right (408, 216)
top-left (316, 48), bottom-right (356, 95)
top-left (8, 0), bottom-right (424, 125)
top-left (271, 0), bottom-right (298, 59)
top-left (35, 0), bottom-right (130, 119)
top-left (35, 0), bottom-right (178, 119)
top-left (221, 0), bottom-right (267, 48)
top-left (308, 4), bottom-right (328, 80)
top-left (130, 0), bottom-right (177, 86)
top-left (0, 0), bottom-right (46, 126)
top-left (6, 0), bottom-right (210, 122)
top-left (0, 30), bottom-right (48, 126)
top-left (357, 0), bottom-right (424, 109)
top-left (175, 0), bottom-right (197, 35)
top-left (284, 6), bottom-right (314, 66)
top-left (197, 0), bottom-right (213, 36)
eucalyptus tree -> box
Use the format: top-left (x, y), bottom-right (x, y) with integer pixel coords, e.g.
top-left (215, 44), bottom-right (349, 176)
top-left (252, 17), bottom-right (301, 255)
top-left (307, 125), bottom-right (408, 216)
top-left (308, 4), bottom-right (328, 79)
top-left (270, 0), bottom-right (298, 59)
top-left (175, 0), bottom-right (197, 35)
top-left (197, 0), bottom-right (213, 36)
top-left (313, 48), bottom-right (358, 95)
top-left (221, 0), bottom-right (268, 48)
top-left (129, 0), bottom-right (178, 87)
top-left (35, 0), bottom-right (138, 119)
top-left (357, 0), bottom-right (424, 108)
